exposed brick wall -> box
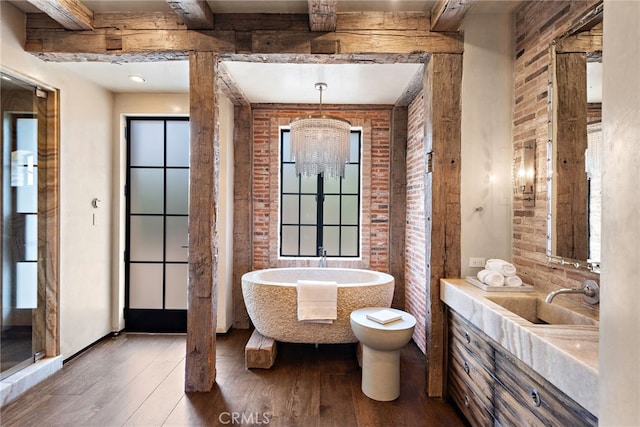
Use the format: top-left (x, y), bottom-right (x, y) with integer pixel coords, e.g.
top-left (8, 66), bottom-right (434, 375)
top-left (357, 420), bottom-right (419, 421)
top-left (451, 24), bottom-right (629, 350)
top-left (405, 90), bottom-right (427, 353)
top-left (250, 107), bottom-right (393, 276)
top-left (513, 0), bottom-right (601, 297)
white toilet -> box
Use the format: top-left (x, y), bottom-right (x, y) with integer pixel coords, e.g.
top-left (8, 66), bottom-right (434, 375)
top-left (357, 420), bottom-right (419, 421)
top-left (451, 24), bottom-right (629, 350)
top-left (350, 307), bottom-right (416, 401)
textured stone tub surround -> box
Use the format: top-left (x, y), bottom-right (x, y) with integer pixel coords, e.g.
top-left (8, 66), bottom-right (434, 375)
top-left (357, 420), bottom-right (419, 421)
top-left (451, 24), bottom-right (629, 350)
top-left (242, 268), bottom-right (394, 344)
top-left (441, 278), bottom-right (599, 416)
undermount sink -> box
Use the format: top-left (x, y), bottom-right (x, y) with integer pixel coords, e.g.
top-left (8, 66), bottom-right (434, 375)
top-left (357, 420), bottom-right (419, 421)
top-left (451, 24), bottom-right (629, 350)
top-left (486, 295), bottom-right (599, 326)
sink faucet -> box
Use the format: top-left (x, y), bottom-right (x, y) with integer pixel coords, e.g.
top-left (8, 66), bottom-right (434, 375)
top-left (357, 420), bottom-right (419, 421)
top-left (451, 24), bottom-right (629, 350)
top-left (318, 247), bottom-right (327, 268)
top-left (545, 279), bottom-right (600, 304)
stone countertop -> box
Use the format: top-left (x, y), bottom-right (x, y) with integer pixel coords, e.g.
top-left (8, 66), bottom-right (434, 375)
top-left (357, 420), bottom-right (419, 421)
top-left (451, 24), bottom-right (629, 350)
top-left (440, 278), bottom-right (599, 417)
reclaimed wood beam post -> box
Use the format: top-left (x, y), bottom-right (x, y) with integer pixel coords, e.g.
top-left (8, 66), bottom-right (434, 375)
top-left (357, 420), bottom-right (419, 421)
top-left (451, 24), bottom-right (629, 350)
top-left (232, 105), bottom-right (252, 329)
top-left (26, 0), bottom-right (93, 30)
top-left (307, 0), bottom-right (337, 31)
top-left (555, 52), bottom-right (588, 261)
top-left (430, 0), bottom-right (475, 32)
top-left (390, 106), bottom-right (408, 310)
top-left (166, 0), bottom-right (215, 30)
top-left (24, 11), bottom-right (463, 60)
top-left (186, 51), bottom-right (219, 392)
top-left (423, 53), bottom-right (462, 397)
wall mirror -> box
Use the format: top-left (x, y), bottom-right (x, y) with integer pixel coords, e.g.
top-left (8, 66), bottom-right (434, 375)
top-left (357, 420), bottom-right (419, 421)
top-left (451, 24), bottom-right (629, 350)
top-left (547, 3), bottom-right (603, 272)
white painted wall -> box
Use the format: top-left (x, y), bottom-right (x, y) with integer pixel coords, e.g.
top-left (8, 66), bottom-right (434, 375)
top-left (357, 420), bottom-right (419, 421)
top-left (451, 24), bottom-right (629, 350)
top-left (600, 1), bottom-right (640, 424)
top-left (111, 93), bottom-right (235, 333)
top-left (460, 12), bottom-right (514, 277)
top-left (1, 2), bottom-right (114, 358)
top-left (111, 93), bottom-right (189, 332)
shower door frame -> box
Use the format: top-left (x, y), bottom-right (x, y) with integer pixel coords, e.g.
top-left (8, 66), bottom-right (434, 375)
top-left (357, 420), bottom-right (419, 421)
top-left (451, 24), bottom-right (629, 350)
top-left (0, 68), bottom-right (60, 379)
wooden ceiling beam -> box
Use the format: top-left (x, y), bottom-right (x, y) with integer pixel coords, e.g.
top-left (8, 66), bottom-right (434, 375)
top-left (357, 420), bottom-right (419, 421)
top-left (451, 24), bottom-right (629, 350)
top-left (430, 0), bottom-right (475, 32)
top-left (25, 11), bottom-right (463, 62)
top-left (395, 64), bottom-right (426, 107)
top-left (25, 0), bottom-right (93, 30)
top-left (217, 63), bottom-right (249, 106)
top-left (166, 0), bottom-right (215, 30)
top-left (225, 53), bottom-right (430, 64)
top-left (554, 22), bottom-right (602, 54)
top-left (308, 0), bottom-right (337, 32)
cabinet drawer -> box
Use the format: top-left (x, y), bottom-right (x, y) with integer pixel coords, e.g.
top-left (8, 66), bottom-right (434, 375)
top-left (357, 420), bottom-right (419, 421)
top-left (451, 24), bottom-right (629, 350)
top-left (494, 351), bottom-right (597, 427)
top-left (449, 365), bottom-right (495, 427)
top-left (449, 311), bottom-right (494, 371)
top-left (450, 337), bottom-right (494, 412)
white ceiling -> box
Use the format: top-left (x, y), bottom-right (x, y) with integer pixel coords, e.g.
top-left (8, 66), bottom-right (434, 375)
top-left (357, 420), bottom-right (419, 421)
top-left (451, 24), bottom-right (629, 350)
top-left (222, 62), bottom-right (423, 104)
top-left (49, 60), bottom-right (423, 104)
top-left (52, 60), bottom-right (191, 93)
top-left (9, 0), bottom-right (522, 104)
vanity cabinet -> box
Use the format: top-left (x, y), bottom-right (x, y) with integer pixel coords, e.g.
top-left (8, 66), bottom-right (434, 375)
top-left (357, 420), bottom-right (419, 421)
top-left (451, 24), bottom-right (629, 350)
top-left (448, 311), bottom-right (495, 427)
top-left (493, 350), bottom-right (597, 426)
top-left (447, 310), bottom-right (597, 427)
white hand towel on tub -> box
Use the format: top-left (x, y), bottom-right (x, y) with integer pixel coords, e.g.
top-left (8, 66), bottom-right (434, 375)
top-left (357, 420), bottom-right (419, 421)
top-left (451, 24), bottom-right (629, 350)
top-left (477, 269), bottom-right (505, 287)
top-left (297, 280), bottom-right (338, 323)
top-left (485, 259), bottom-right (517, 277)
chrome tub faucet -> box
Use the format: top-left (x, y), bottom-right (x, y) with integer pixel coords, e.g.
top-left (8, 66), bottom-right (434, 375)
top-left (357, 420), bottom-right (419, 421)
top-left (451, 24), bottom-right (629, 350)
top-left (318, 247), bottom-right (327, 268)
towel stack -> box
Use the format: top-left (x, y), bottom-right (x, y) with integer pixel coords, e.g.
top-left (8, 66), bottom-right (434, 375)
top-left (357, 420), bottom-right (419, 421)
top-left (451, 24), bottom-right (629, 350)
top-left (477, 259), bottom-right (524, 287)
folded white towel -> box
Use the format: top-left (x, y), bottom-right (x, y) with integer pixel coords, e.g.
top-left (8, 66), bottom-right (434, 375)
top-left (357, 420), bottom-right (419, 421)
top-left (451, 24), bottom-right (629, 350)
top-left (505, 275), bottom-right (523, 287)
top-left (477, 269), bottom-right (505, 287)
top-left (485, 259), bottom-right (517, 277)
top-left (296, 280), bottom-right (338, 323)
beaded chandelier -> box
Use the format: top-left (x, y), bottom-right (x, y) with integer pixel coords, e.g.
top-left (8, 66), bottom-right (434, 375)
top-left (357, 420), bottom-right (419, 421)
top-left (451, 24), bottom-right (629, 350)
top-left (289, 83), bottom-right (351, 178)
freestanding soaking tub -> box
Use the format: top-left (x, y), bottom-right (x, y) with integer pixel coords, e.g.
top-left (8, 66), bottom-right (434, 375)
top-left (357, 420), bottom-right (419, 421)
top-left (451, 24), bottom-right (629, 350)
top-left (241, 267), bottom-right (394, 344)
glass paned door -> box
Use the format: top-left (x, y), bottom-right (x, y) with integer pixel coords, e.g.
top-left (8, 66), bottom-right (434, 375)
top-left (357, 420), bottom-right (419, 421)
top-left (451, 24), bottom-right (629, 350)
top-left (125, 117), bottom-right (189, 332)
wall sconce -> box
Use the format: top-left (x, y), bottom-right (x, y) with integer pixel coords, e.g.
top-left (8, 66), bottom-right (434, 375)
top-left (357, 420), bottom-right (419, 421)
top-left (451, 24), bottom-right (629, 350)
top-left (517, 141), bottom-right (536, 207)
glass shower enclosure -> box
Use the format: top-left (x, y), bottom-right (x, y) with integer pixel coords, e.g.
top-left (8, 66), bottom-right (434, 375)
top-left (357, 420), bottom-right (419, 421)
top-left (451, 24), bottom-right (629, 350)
top-left (1, 71), bottom-right (46, 380)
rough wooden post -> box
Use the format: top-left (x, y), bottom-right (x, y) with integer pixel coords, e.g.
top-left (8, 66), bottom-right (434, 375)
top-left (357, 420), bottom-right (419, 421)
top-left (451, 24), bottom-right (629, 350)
top-left (232, 105), bottom-right (252, 329)
top-left (186, 51), bottom-right (219, 392)
top-left (555, 52), bottom-right (588, 261)
top-left (390, 106), bottom-right (408, 310)
top-left (424, 54), bottom-right (462, 397)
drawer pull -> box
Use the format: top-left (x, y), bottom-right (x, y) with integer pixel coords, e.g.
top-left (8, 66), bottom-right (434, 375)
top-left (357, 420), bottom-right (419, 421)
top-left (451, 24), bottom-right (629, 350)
top-left (463, 361), bottom-right (470, 375)
top-left (464, 394), bottom-right (470, 407)
top-left (464, 332), bottom-right (471, 344)
top-left (529, 388), bottom-right (542, 407)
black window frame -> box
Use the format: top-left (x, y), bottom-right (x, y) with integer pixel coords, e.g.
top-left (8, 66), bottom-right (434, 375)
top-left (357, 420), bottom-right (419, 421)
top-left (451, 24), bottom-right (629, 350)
top-left (279, 127), bottom-right (362, 258)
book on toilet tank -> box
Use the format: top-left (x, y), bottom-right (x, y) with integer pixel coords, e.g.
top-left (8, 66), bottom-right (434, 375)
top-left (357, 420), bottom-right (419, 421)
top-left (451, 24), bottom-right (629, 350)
top-left (366, 309), bottom-right (402, 325)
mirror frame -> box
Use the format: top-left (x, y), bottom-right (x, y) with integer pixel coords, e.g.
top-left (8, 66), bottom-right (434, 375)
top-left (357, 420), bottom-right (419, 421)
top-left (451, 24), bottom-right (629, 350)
top-left (546, 3), bottom-right (603, 273)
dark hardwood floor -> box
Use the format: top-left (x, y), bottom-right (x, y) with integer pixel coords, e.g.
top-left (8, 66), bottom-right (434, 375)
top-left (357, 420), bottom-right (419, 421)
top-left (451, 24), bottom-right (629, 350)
top-left (1, 329), bottom-right (466, 426)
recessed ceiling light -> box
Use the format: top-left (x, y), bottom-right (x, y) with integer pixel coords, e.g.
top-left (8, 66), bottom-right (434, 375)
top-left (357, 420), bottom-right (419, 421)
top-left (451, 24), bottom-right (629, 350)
top-left (128, 75), bottom-right (146, 83)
